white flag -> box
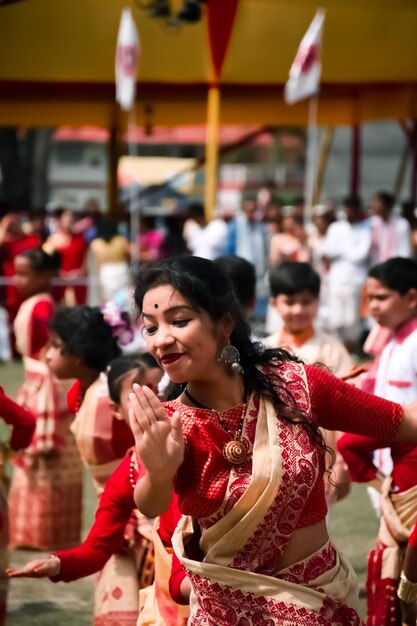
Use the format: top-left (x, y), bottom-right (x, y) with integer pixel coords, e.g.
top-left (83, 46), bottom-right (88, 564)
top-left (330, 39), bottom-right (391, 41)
top-left (284, 10), bottom-right (325, 105)
top-left (115, 9), bottom-right (140, 111)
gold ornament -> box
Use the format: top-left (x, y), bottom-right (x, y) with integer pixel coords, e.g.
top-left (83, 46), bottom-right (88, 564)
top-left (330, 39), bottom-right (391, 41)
top-left (223, 439), bottom-right (247, 465)
top-left (397, 571), bottom-right (417, 603)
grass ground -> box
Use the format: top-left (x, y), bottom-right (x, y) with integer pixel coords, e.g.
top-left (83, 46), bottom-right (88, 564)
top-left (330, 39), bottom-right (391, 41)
top-left (1, 361), bottom-right (376, 624)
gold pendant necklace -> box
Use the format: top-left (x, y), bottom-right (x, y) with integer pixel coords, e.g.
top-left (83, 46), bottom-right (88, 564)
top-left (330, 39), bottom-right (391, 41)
top-left (184, 387), bottom-right (247, 465)
top-left (222, 425), bottom-right (247, 465)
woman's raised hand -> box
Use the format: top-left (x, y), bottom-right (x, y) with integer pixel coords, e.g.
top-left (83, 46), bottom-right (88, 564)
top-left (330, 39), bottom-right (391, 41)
top-left (129, 384), bottom-right (184, 480)
top-left (6, 556), bottom-right (61, 578)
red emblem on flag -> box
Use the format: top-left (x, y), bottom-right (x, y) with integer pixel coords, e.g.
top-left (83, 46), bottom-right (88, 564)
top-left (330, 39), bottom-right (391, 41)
top-left (116, 45), bottom-right (138, 78)
top-left (295, 43), bottom-right (319, 75)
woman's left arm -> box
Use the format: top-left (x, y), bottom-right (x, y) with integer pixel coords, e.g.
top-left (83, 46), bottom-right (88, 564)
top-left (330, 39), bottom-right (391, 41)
top-left (306, 365), bottom-right (414, 441)
top-left (396, 401), bottom-right (417, 442)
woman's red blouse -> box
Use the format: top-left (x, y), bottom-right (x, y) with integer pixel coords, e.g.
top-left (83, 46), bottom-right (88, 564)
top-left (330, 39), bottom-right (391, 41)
top-left (164, 364), bottom-right (403, 525)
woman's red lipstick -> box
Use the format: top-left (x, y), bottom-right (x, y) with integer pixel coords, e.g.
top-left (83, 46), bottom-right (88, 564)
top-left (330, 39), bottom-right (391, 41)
top-left (160, 353), bottom-right (183, 365)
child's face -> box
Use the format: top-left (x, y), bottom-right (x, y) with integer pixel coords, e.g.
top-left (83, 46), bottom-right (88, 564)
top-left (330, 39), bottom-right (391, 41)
top-left (114, 367), bottom-right (164, 424)
top-left (144, 366), bottom-right (164, 392)
top-left (13, 256), bottom-right (50, 298)
top-left (271, 290), bottom-right (318, 334)
top-left (46, 334), bottom-right (81, 379)
top-left (115, 370), bottom-right (139, 424)
top-left (366, 277), bottom-right (417, 330)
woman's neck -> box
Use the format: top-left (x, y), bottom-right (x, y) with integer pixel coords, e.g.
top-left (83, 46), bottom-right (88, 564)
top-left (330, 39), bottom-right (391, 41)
top-left (184, 373), bottom-right (246, 413)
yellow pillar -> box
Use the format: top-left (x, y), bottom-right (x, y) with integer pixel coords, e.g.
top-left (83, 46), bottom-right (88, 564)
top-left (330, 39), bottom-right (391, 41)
top-left (204, 84), bottom-right (220, 222)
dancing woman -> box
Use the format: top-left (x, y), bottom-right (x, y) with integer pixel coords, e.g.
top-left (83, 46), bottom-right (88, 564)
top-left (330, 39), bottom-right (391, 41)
top-left (128, 255), bottom-right (417, 626)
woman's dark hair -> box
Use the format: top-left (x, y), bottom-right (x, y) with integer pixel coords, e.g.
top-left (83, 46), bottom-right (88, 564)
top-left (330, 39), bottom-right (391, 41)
top-left (51, 306), bottom-right (121, 372)
top-left (369, 257), bottom-right (417, 294)
top-left (107, 353), bottom-right (158, 403)
top-left (214, 255), bottom-right (256, 309)
top-left (269, 261), bottom-right (321, 298)
top-left (18, 246), bottom-right (61, 272)
top-left (134, 255), bottom-right (328, 457)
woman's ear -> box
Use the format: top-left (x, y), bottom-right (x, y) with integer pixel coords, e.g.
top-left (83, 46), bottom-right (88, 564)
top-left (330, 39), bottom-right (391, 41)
top-left (218, 312), bottom-right (235, 338)
top-left (109, 400), bottom-right (123, 421)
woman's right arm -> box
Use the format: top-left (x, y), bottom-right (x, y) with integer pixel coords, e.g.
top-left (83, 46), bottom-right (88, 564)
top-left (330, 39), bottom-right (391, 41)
top-left (133, 473), bottom-right (175, 519)
top-left (129, 384), bottom-right (184, 517)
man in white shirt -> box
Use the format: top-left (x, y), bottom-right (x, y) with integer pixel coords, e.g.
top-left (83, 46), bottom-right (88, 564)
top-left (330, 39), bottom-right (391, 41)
top-left (370, 191), bottom-right (412, 264)
top-left (320, 195), bottom-right (372, 349)
top-left (186, 204), bottom-right (229, 261)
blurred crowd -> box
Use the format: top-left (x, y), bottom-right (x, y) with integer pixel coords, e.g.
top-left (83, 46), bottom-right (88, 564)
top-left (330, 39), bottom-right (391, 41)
top-left (1, 189), bottom-right (416, 362)
top-left (0, 187), bottom-right (417, 626)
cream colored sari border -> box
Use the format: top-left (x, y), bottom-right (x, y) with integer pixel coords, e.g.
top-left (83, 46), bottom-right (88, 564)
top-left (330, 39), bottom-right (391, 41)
top-left (199, 394), bottom-right (283, 566)
top-left (174, 520), bottom-right (360, 613)
top-left (379, 477), bottom-right (417, 544)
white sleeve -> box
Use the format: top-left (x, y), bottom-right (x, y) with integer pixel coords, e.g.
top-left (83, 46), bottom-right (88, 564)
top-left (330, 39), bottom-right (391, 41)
top-left (319, 224), bottom-right (340, 259)
top-left (343, 229), bottom-right (372, 264)
top-left (396, 219), bottom-right (412, 258)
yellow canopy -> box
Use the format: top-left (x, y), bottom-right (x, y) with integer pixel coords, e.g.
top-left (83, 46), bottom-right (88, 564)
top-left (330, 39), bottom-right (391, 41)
top-left (1, 0), bottom-right (416, 127)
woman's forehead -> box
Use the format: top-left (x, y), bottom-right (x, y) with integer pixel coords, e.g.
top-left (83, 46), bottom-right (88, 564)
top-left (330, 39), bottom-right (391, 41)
top-left (143, 285), bottom-right (189, 309)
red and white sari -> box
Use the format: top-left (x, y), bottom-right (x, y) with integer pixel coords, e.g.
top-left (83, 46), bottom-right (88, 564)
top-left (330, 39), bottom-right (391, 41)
top-left (8, 294), bottom-right (83, 550)
top-left (170, 363), bottom-right (364, 625)
top-left (71, 377), bottom-right (148, 626)
top-left (366, 478), bottom-right (417, 626)
top-left (139, 517), bottom-right (189, 626)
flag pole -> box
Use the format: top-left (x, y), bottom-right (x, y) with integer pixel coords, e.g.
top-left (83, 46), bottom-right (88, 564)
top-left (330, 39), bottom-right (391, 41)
top-left (115, 8), bottom-right (140, 260)
top-left (204, 83), bottom-right (220, 222)
top-left (127, 105), bottom-right (139, 261)
top-left (304, 93), bottom-right (319, 227)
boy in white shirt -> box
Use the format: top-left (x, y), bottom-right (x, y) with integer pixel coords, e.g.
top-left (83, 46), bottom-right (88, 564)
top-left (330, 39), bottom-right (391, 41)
top-left (266, 261), bottom-right (352, 377)
top-left (266, 261), bottom-right (353, 507)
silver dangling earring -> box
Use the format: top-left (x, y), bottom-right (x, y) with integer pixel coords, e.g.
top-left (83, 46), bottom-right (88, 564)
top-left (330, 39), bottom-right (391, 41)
top-left (218, 341), bottom-right (244, 375)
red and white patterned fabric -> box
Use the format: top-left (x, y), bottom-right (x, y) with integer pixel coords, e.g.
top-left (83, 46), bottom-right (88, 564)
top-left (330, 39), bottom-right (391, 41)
top-left (165, 361), bottom-right (403, 625)
top-left (366, 478), bottom-right (417, 626)
top-left (8, 293), bottom-right (83, 551)
top-left (166, 362), bottom-right (402, 527)
top-left (67, 378), bottom-right (140, 625)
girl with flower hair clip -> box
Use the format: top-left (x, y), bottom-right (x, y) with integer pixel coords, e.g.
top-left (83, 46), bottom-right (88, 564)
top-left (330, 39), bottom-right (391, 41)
top-left (44, 303), bottom-right (135, 493)
top-left (39, 303), bottom-right (150, 624)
